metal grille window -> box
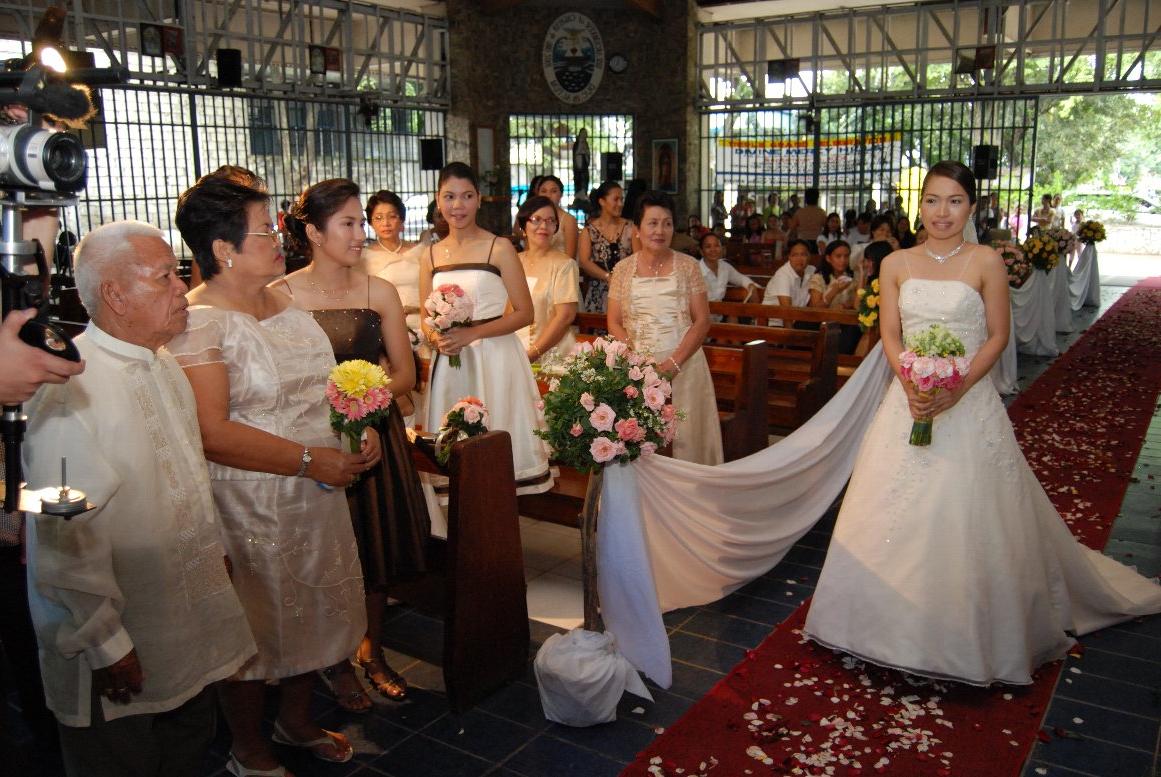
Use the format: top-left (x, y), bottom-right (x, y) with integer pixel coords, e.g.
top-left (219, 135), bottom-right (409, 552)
top-left (508, 114), bottom-right (634, 215)
top-left (700, 97), bottom-right (1038, 232)
top-left (56, 86), bottom-right (445, 269)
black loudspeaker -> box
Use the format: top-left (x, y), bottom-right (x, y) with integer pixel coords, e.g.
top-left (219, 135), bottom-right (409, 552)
top-left (216, 48), bottom-right (243, 87)
top-left (420, 138), bottom-right (444, 171)
top-left (601, 152), bottom-right (623, 182)
top-left (972, 144), bottom-right (1000, 180)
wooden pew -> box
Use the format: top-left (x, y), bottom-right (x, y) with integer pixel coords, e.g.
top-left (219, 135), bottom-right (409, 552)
top-left (396, 432), bottom-right (530, 712)
top-left (705, 340), bottom-right (769, 461)
top-left (706, 321), bottom-right (840, 432)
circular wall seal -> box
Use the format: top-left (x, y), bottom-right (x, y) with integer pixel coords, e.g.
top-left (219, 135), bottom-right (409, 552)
top-left (542, 13), bottom-right (605, 105)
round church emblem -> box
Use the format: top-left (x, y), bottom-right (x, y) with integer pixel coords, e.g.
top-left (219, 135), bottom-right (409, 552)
top-left (542, 13), bottom-right (604, 105)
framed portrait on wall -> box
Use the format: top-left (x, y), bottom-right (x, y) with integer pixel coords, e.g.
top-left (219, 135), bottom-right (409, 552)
top-left (652, 139), bottom-right (678, 194)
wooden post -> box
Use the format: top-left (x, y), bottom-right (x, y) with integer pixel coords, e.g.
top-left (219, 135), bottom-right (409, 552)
top-left (581, 467), bottom-right (604, 632)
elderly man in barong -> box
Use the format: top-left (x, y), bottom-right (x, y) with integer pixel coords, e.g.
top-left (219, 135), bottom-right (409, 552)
top-left (22, 220), bottom-right (256, 777)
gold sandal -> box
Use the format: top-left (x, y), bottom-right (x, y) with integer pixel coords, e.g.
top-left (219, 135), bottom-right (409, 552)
top-left (317, 662), bottom-right (372, 713)
top-left (355, 653), bottom-right (408, 701)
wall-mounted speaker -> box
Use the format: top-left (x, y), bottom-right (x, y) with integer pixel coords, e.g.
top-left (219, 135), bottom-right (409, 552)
top-left (216, 48), bottom-right (242, 88)
top-left (971, 144), bottom-right (1000, 180)
top-left (420, 138), bottom-right (444, 171)
top-left (601, 152), bottom-right (623, 182)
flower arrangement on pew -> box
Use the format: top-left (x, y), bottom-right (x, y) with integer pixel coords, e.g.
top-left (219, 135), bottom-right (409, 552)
top-left (536, 338), bottom-right (680, 474)
top-left (435, 396), bottom-right (490, 465)
top-left (994, 240), bottom-right (1032, 288)
top-left (1077, 220), bottom-right (1107, 245)
top-left (898, 324), bottom-right (969, 447)
top-left (326, 359), bottom-right (393, 454)
top-left (1047, 226), bottom-right (1078, 259)
top-left (1022, 230), bottom-right (1061, 272)
top-left (856, 277), bottom-right (880, 332)
top-left (423, 283), bottom-right (473, 368)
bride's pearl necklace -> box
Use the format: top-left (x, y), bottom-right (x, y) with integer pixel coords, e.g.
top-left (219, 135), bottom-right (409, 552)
top-left (925, 240), bottom-right (966, 264)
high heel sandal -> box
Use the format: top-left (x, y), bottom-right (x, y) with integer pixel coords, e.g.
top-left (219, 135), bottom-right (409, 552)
top-left (317, 662), bottom-right (372, 713)
top-left (225, 752), bottom-right (289, 776)
top-left (271, 720), bottom-right (354, 764)
top-left (354, 652), bottom-right (408, 701)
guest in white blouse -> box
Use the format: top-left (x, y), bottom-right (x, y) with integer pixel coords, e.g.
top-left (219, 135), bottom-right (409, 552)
top-left (515, 195), bottom-right (580, 367)
top-left (698, 232), bottom-right (760, 303)
top-left (762, 239), bottom-right (817, 326)
top-left (23, 221), bottom-right (256, 777)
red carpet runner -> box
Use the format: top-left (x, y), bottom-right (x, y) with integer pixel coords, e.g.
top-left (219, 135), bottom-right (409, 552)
top-left (622, 278), bottom-right (1161, 777)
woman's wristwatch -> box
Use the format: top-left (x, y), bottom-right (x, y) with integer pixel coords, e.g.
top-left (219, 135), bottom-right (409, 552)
top-left (295, 446), bottom-right (312, 477)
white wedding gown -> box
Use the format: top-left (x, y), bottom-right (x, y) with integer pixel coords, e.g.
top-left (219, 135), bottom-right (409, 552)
top-left (804, 278), bottom-right (1161, 686)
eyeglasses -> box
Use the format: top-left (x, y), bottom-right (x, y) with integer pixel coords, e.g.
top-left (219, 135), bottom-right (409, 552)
top-left (244, 229), bottom-right (281, 243)
top-left (371, 214), bottom-right (401, 223)
top-left (527, 216), bottom-right (558, 227)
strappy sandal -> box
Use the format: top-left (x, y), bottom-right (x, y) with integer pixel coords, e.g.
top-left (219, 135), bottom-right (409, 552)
top-left (225, 752), bottom-right (289, 776)
top-left (317, 662), bottom-right (372, 713)
top-left (355, 652), bottom-right (408, 701)
top-left (271, 720), bottom-right (354, 764)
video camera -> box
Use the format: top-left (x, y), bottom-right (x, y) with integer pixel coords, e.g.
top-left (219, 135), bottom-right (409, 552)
top-left (1, 14), bottom-right (126, 513)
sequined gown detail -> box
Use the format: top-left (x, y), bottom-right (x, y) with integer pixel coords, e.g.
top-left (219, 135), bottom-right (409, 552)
top-left (310, 308), bottom-right (429, 587)
top-left (804, 279), bottom-right (1161, 685)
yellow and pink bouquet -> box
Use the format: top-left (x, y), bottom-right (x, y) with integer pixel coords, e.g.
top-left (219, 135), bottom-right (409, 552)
top-left (423, 283), bottom-right (474, 368)
top-left (536, 337), bottom-right (681, 473)
top-left (994, 240), bottom-right (1032, 288)
top-left (897, 324), bottom-right (969, 446)
top-left (326, 359), bottom-right (393, 452)
top-left (436, 396), bottom-right (490, 465)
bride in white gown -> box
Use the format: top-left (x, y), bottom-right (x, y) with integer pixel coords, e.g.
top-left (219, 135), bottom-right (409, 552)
top-left (804, 161), bottom-right (1161, 686)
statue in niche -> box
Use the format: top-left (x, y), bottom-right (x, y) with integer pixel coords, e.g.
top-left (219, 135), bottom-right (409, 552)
top-left (571, 128), bottom-right (591, 210)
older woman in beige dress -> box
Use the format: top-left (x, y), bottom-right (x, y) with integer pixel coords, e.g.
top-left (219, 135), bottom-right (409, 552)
top-left (607, 191), bottom-right (723, 466)
top-left (515, 195), bottom-right (579, 368)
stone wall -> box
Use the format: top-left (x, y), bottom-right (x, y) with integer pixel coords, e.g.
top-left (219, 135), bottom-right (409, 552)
top-left (445, 0), bottom-right (698, 222)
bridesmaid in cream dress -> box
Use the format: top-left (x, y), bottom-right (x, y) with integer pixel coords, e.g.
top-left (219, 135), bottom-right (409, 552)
top-left (608, 191), bottom-right (723, 466)
top-left (515, 195), bottom-right (579, 370)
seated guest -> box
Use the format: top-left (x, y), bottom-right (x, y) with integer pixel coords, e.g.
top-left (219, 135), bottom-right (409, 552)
top-left (670, 223), bottom-right (699, 255)
top-left (742, 213), bottom-right (766, 243)
top-left (687, 214), bottom-right (709, 241)
top-left (515, 195), bottom-right (580, 367)
top-left (858, 240), bottom-right (893, 291)
top-left (850, 213), bottom-right (901, 271)
top-left (809, 240), bottom-right (861, 353)
top-left (760, 216), bottom-right (787, 247)
top-left (897, 215), bottom-right (917, 248)
top-left (845, 212), bottom-right (871, 245)
top-left (816, 211), bottom-right (844, 254)
top-left (23, 221), bottom-right (256, 777)
top-left (699, 232), bottom-right (761, 303)
top-left (171, 175), bottom-right (375, 775)
top-left (762, 239), bottom-right (817, 326)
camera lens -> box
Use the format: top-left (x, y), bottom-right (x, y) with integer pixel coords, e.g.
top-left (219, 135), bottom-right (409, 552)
top-left (41, 132), bottom-right (86, 192)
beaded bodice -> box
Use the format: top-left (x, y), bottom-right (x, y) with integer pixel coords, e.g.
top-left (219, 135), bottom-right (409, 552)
top-left (899, 279), bottom-right (987, 358)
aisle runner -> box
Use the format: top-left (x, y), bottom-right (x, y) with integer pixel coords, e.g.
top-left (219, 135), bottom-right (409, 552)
top-left (622, 279), bottom-right (1161, 777)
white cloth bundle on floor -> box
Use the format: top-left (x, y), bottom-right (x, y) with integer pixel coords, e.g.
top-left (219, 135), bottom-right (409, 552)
top-left (534, 629), bottom-right (652, 727)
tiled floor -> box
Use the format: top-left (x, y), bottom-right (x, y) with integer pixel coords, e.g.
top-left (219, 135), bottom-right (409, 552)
top-left (4, 281), bottom-right (1159, 777)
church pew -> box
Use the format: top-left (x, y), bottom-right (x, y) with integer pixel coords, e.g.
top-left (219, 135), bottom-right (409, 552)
top-left (398, 431), bottom-right (529, 713)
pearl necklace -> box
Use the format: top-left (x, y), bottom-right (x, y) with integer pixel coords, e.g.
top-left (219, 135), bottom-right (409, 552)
top-left (377, 236), bottom-right (403, 253)
top-left (925, 240), bottom-right (967, 264)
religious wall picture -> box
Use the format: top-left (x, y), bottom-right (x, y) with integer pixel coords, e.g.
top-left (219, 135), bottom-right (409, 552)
top-left (139, 24), bottom-right (163, 58)
top-left (652, 139), bottom-right (678, 194)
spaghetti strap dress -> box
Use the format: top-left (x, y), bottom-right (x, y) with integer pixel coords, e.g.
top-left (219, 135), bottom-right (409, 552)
top-left (424, 239), bottom-right (553, 494)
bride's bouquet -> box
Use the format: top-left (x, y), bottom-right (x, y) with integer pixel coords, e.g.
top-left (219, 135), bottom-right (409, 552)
top-left (897, 324), bottom-right (969, 447)
top-left (435, 396), bottom-right (489, 465)
top-left (423, 283), bottom-right (474, 368)
top-left (326, 359), bottom-right (393, 454)
top-left (536, 337), bottom-right (680, 473)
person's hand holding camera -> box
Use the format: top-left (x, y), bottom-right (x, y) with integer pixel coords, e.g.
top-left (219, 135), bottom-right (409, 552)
top-left (0, 308), bottom-right (84, 404)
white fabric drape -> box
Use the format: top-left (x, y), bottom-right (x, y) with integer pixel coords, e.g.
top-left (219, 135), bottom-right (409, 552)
top-left (1069, 244), bottom-right (1101, 311)
top-left (1010, 271), bottom-right (1059, 357)
top-left (992, 314), bottom-right (1019, 395)
top-left (1050, 258), bottom-right (1075, 332)
top-left (597, 344), bottom-right (893, 687)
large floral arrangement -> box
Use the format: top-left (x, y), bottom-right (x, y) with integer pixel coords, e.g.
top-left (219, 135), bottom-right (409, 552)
top-left (898, 324), bottom-right (969, 447)
top-left (435, 396), bottom-right (489, 465)
top-left (856, 277), bottom-right (880, 331)
top-left (326, 359), bottom-right (393, 452)
top-left (536, 338), bottom-right (680, 473)
top-left (1022, 230), bottom-right (1060, 272)
top-left (423, 283), bottom-right (474, 368)
top-left (994, 240), bottom-right (1032, 288)
top-left (1077, 220), bottom-right (1107, 244)
top-left (1047, 226), bottom-right (1077, 258)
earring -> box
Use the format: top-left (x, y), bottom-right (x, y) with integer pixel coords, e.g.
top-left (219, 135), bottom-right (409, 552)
top-left (226, 258), bottom-right (233, 269)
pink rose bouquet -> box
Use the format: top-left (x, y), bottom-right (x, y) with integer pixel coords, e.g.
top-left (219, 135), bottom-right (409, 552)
top-left (897, 324), bottom-right (969, 447)
top-left (535, 336), bottom-right (681, 473)
top-left (993, 239), bottom-right (1032, 288)
top-left (435, 396), bottom-right (490, 465)
top-left (423, 283), bottom-right (474, 368)
top-left (326, 359), bottom-right (393, 460)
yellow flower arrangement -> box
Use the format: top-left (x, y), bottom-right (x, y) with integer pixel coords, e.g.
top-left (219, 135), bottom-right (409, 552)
top-left (328, 359), bottom-right (390, 399)
top-left (1022, 231), bottom-right (1060, 272)
top-left (857, 277), bottom-right (881, 332)
top-left (1077, 220), bottom-right (1107, 244)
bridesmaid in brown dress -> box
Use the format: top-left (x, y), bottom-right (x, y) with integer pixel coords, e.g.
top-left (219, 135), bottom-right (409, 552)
top-left (277, 179), bottom-right (428, 705)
